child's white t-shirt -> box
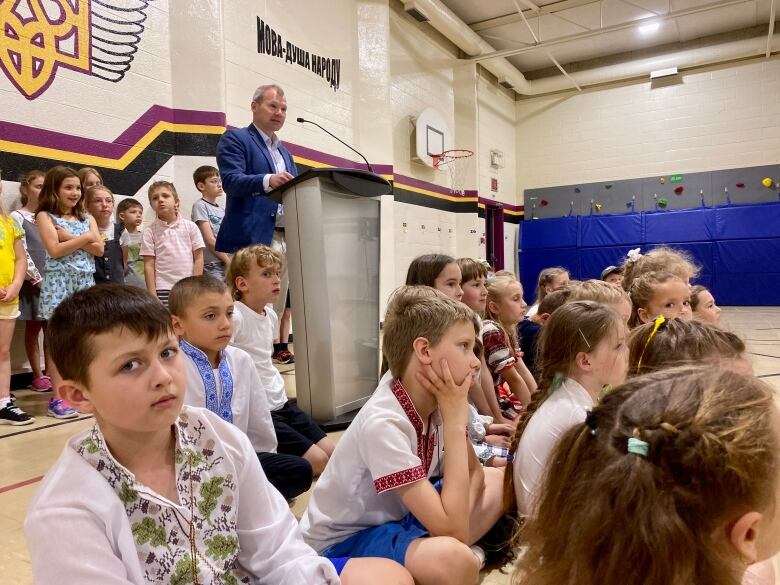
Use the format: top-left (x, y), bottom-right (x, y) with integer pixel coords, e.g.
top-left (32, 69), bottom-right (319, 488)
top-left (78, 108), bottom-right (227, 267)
top-left (182, 344), bottom-right (277, 453)
top-left (513, 377), bottom-right (593, 516)
top-left (300, 372), bottom-right (443, 553)
top-left (231, 301), bottom-right (288, 411)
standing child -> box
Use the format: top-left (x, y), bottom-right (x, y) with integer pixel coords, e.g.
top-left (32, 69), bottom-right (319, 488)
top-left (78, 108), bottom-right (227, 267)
top-left (117, 197), bottom-right (145, 288)
top-left (85, 186), bottom-right (124, 284)
top-left (525, 266), bottom-right (569, 318)
top-left (628, 271), bottom-right (692, 328)
top-left (191, 165), bottom-right (230, 280)
top-left (301, 286), bottom-right (505, 585)
top-left (140, 181), bottom-right (204, 307)
top-left (505, 300), bottom-right (628, 516)
top-left (11, 170), bottom-right (52, 392)
top-left (514, 366), bottom-right (780, 585)
top-left (227, 245), bottom-right (335, 476)
top-left (0, 170), bottom-right (34, 424)
top-left (36, 165), bottom-right (104, 418)
top-left (484, 275), bottom-right (537, 418)
top-left (690, 285), bottom-right (721, 325)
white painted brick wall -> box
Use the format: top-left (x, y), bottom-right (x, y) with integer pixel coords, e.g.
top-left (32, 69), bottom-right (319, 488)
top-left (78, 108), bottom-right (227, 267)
top-left (516, 57), bottom-right (780, 197)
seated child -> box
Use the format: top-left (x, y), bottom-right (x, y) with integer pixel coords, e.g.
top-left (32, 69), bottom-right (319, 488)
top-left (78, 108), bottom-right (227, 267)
top-left (170, 275), bottom-right (313, 501)
top-left (301, 286), bottom-right (505, 585)
top-left (24, 284), bottom-right (341, 583)
top-left (690, 285), bottom-right (721, 325)
top-left (627, 271), bottom-right (692, 328)
top-left (517, 286), bottom-right (573, 379)
top-left (506, 300), bottom-right (628, 516)
top-left (405, 253), bottom-right (463, 301)
top-left (85, 185), bottom-right (124, 284)
top-left (600, 265), bottom-right (623, 286)
top-left (514, 365), bottom-right (780, 585)
top-left (117, 197), bottom-right (145, 288)
top-left (191, 165), bottom-right (230, 281)
top-left (226, 245), bottom-right (335, 476)
top-left (628, 317), bottom-right (751, 376)
top-left (140, 180), bottom-right (205, 307)
top-left (620, 245), bottom-right (699, 292)
top-left (567, 279), bottom-right (632, 327)
top-left (525, 266), bottom-right (569, 318)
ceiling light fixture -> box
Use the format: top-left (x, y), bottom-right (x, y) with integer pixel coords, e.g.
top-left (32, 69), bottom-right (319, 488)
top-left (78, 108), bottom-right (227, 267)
top-left (638, 22), bottom-right (660, 35)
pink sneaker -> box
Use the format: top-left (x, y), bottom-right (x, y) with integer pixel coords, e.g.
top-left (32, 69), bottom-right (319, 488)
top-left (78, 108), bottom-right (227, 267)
top-left (29, 376), bottom-right (53, 392)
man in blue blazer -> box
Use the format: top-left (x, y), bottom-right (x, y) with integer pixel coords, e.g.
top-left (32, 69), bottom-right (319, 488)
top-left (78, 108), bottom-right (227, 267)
top-left (216, 84), bottom-right (297, 252)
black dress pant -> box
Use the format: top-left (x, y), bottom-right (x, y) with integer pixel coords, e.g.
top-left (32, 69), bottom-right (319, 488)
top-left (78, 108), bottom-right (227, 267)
top-left (257, 451), bottom-right (313, 500)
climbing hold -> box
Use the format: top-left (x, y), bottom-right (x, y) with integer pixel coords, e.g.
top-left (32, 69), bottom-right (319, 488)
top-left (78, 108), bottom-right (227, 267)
top-left (626, 202), bottom-right (633, 209)
top-left (762, 177), bottom-right (774, 188)
top-left (574, 187), bottom-right (581, 193)
top-left (736, 182), bottom-right (745, 188)
top-left (594, 203), bottom-right (603, 212)
top-left (658, 198), bottom-right (668, 209)
top-left (659, 177), bottom-right (666, 184)
top-left (674, 186), bottom-right (684, 195)
top-left (540, 199), bottom-right (549, 207)
top-left (605, 184), bottom-right (613, 189)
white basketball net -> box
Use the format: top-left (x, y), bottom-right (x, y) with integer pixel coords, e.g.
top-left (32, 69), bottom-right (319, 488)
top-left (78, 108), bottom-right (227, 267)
top-left (433, 149), bottom-right (473, 195)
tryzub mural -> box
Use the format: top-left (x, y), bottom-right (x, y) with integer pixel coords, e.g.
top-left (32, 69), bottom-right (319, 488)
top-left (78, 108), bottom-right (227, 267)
top-left (1, 0), bottom-right (154, 100)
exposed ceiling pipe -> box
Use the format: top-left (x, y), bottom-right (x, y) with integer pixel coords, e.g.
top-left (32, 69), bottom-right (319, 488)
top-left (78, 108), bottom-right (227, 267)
top-left (405, 0), bottom-right (780, 96)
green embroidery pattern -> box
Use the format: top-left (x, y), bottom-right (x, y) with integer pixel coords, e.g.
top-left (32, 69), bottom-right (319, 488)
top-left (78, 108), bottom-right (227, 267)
top-left (198, 477), bottom-right (225, 523)
top-left (205, 534), bottom-right (239, 560)
top-left (131, 517), bottom-right (168, 549)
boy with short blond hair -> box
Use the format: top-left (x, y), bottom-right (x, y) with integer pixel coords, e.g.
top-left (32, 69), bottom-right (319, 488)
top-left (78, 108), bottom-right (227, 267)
top-left (169, 275), bottom-right (313, 500)
top-left (226, 245), bottom-right (335, 476)
top-left (117, 197), bottom-right (145, 288)
top-left (191, 166), bottom-right (229, 280)
top-left (24, 284), bottom-right (342, 583)
top-left (140, 180), bottom-right (205, 306)
top-left (301, 286), bottom-right (506, 585)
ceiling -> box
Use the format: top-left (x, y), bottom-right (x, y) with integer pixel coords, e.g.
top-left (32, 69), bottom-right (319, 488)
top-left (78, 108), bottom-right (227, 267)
top-left (439, 0), bottom-right (777, 77)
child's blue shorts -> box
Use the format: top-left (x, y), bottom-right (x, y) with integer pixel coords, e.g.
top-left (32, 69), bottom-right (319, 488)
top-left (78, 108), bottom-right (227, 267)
top-left (328, 557), bottom-right (350, 575)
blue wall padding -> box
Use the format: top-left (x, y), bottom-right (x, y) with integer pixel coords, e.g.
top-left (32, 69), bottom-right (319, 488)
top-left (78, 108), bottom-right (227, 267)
top-left (518, 201), bottom-right (780, 305)
top-left (714, 203), bottom-right (780, 240)
top-left (520, 217), bottom-right (577, 250)
top-left (645, 209), bottom-right (716, 244)
top-left (579, 214), bottom-right (642, 248)
top-left (519, 248), bottom-right (579, 304)
top-left (579, 246), bottom-right (636, 280)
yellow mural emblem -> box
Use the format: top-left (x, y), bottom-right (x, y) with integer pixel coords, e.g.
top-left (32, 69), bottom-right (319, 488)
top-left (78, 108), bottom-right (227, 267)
top-left (0, 1), bottom-right (91, 99)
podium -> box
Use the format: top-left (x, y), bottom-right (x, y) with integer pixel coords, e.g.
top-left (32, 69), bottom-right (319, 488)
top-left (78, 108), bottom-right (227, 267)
top-left (269, 169), bottom-right (391, 429)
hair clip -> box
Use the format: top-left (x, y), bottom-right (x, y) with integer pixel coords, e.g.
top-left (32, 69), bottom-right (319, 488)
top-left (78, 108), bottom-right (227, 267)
top-left (578, 328), bottom-right (591, 350)
top-left (627, 437), bottom-right (649, 458)
top-left (635, 315), bottom-right (666, 374)
top-left (506, 453), bottom-right (514, 463)
top-left (626, 248), bottom-right (642, 263)
top-left (551, 372), bottom-right (565, 390)
top-left (584, 410), bottom-right (598, 435)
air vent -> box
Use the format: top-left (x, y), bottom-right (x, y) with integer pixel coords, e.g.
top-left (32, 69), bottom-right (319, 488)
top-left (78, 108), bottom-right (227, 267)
top-left (498, 77), bottom-right (514, 90)
top-left (404, 2), bottom-right (430, 22)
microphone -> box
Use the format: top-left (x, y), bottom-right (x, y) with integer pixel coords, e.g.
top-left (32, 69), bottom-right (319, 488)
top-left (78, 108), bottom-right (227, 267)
top-left (296, 117), bottom-right (374, 173)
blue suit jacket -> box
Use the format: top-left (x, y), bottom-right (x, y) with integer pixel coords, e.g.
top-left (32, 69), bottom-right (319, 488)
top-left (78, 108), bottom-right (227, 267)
top-left (215, 124), bottom-right (298, 251)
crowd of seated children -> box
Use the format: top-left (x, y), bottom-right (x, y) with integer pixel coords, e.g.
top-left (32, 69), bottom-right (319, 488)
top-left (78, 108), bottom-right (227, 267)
top-left (506, 300), bottom-right (629, 516)
top-left (227, 244), bottom-right (335, 476)
top-left (169, 275), bottom-right (314, 501)
top-left (301, 286), bottom-right (504, 585)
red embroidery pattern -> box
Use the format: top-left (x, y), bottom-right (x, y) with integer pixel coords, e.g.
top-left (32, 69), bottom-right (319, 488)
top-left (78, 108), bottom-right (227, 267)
top-left (390, 379), bottom-right (439, 476)
top-left (374, 465), bottom-right (427, 494)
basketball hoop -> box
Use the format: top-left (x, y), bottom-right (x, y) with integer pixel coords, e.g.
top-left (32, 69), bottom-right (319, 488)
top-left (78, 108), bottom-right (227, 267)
top-left (432, 149), bottom-right (473, 196)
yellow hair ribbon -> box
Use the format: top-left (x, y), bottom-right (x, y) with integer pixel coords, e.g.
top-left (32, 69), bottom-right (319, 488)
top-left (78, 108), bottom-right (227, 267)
top-left (636, 315), bottom-right (666, 374)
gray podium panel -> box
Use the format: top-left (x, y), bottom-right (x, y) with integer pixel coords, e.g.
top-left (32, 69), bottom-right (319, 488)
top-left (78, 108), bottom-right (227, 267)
top-left (284, 175), bottom-right (381, 423)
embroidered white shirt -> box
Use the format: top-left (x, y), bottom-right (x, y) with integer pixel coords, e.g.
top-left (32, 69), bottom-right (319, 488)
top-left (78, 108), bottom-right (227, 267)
top-left (300, 374), bottom-right (443, 552)
top-left (513, 377), bottom-right (594, 516)
top-left (231, 301), bottom-right (288, 411)
top-left (24, 406), bottom-right (338, 584)
top-left (182, 345), bottom-right (278, 454)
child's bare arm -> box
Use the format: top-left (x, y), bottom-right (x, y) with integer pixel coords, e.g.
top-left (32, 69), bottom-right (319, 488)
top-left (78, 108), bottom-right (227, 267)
top-left (121, 245), bottom-right (129, 272)
top-left (480, 354), bottom-right (511, 423)
top-left (81, 217), bottom-right (105, 257)
top-left (502, 365), bottom-right (532, 408)
top-left (515, 357), bottom-right (538, 394)
top-left (196, 221), bottom-right (230, 265)
top-left (37, 213), bottom-right (94, 259)
top-left (396, 361), bottom-right (471, 542)
top-left (192, 248), bottom-right (204, 276)
top-left (142, 256), bottom-right (156, 296)
top-left (0, 239), bottom-right (28, 302)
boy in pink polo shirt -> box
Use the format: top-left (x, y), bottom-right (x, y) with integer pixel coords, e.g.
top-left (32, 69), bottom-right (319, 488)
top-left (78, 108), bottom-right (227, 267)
top-left (140, 181), bottom-right (205, 307)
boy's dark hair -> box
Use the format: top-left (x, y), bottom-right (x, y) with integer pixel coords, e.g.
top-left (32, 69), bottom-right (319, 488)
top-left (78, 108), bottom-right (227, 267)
top-left (48, 285), bottom-right (174, 385)
top-left (193, 165), bottom-right (219, 188)
top-left (116, 197), bottom-right (143, 215)
top-left (169, 275), bottom-right (229, 316)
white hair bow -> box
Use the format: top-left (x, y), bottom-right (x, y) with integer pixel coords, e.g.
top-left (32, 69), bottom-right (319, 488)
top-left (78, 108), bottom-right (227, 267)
top-left (626, 248), bottom-right (642, 263)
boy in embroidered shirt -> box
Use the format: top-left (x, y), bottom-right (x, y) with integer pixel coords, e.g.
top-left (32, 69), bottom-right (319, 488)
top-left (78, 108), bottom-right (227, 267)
top-left (23, 284), bottom-right (343, 584)
top-left (227, 245), bottom-right (335, 476)
top-left (140, 181), bottom-right (205, 307)
top-left (117, 197), bottom-right (145, 288)
top-left (301, 286), bottom-right (506, 585)
top-left (170, 275), bottom-right (313, 501)
top-left (191, 166), bottom-right (229, 281)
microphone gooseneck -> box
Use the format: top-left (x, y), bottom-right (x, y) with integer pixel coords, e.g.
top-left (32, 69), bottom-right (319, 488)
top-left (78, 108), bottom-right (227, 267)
top-left (296, 117), bottom-right (373, 173)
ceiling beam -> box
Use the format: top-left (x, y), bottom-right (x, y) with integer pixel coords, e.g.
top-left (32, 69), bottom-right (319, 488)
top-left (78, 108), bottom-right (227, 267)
top-left (468, 0), bottom-right (751, 62)
top-left (470, 0), bottom-right (600, 32)
top-left (769, 0), bottom-right (777, 58)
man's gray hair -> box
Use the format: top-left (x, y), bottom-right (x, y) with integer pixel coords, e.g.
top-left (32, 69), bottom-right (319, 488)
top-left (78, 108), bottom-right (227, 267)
top-left (252, 84), bottom-right (285, 103)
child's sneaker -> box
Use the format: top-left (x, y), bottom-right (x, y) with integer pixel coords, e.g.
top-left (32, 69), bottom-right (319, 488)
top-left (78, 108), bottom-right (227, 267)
top-left (47, 398), bottom-right (78, 419)
top-left (29, 375), bottom-right (53, 392)
top-left (0, 400), bottom-right (35, 426)
top-left (272, 349), bottom-right (295, 364)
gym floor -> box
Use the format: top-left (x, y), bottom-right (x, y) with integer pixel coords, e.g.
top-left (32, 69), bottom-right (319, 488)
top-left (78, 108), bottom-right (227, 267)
top-left (2, 307), bottom-right (780, 583)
